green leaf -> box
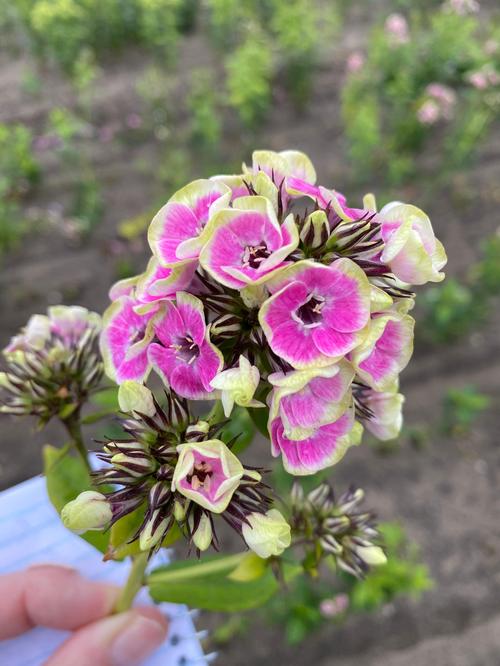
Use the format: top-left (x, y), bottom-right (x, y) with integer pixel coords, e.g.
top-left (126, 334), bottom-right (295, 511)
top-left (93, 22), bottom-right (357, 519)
top-left (219, 406), bottom-right (255, 454)
top-left (90, 386), bottom-right (119, 410)
top-left (43, 444), bottom-right (109, 554)
top-left (247, 404), bottom-right (270, 439)
top-left (81, 409), bottom-right (117, 425)
top-left (58, 403), bottom-right (78, 420)
top-left (147, 554), bottom-right (301, 612)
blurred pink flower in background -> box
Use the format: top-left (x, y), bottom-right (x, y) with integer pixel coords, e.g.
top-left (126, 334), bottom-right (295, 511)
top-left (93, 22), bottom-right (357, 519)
top-left (467, 65), bottom-right (500, 90)
top-left (425, 83), bottom-right (457, 119)
top-left (346, 51), bottom-right (365, 74)
top-left (417, 83), bottom-right (457, 125)
top-left (384, 13), bottom-right (410, 45)
top-left (443, 0), bottom-right (479, 15)
top-left (417, 99), bottom-right (440, 125)
top-left (32, 134), bottom-right (62, 153)
top-left (320, 594), bottom-right (350, 618)
top-left (98, 123), bottom-right (118, 143)
top-left (126, 112), bottom-right (143, 129)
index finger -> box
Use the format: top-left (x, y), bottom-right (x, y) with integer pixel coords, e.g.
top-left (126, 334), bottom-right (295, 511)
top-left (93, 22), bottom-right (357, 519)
top-left (0, 565), bottom-right (120, 640)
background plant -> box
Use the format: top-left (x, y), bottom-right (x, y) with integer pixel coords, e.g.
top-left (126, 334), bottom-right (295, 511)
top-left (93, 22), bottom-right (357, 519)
top-left (341, 8), bottom-right (500, 184)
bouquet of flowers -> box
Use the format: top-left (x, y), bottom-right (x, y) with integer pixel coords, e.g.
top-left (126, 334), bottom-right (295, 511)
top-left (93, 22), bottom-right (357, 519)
top-left (0, 150), bottom-right (446, 614)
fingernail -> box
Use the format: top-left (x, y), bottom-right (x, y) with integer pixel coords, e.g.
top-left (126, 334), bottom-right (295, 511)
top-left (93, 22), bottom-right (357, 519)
top-left (110, 609), bottom-right (168, 666)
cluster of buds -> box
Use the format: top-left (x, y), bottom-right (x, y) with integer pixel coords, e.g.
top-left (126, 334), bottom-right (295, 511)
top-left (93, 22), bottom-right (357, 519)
top-left (98, 149), bottom-right (446, 478)
top-left (0, 306), bottom-right (102, 426)
top-left (63, 382), bottom-right (290, 558)
top-left (289, 482), bottom-right (386, 578)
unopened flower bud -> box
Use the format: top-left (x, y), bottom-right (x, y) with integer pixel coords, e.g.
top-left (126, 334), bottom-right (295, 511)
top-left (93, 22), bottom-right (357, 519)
top-left (111, 451), bottom-right (156, 477)
top-left (242, 509), bottom-right (291, 559)
top-left (191, 513), bottom-right (213, 552)
top-left (320, 533), bottom-right (343, 555)
top-left (300, 210), bottom-right (329, 249)
top-left (139, 509), bottom-right (169, 551)
top-left (118, 381), bottom-right (156, 417)
top-left (355, 545), bottom-right (387, 567)
top-left (149, 481), bottom-right (171, 509)
top-left (210, 313), bottom-right (242, 340)
top-left (210, 355), bottom-right (264, 417)
top-left (61, 491), bottom-right (112, 534)
top-left (290, 482), bottom-right (304, 507)
top-left (174, 499), bottom-right (188, 521)
top-left (185, 420), bottom-right (210, 441)
top-left (244, 469), bottom-right (262, 483)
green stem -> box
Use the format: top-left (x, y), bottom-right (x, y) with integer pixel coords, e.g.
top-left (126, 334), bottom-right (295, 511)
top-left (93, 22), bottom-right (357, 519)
top-left (114, 552), bottom-right (149, 613)
top-left (62, 411), bottom-right (91, 474)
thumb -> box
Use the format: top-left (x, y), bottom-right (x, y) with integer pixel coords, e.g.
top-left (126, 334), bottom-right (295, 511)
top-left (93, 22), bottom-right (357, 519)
top-left (45, 606), bottom-right (169, 666)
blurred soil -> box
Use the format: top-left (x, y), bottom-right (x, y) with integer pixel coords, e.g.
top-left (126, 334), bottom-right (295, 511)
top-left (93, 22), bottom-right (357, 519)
top-left (1, 5), bottom-right (500, 665)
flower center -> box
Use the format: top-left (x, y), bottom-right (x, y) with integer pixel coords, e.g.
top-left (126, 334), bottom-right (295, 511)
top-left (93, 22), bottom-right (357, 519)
top-left (170, 335), bottom-right (200, 364)
top-left (130, 326), bottom-right (146, 345)
top-left (295, 295), bottom-right (325, 328)
top-left (186, 460), bottom-right (213, 492)
top-left (242, 243), bottom-right (271, 269)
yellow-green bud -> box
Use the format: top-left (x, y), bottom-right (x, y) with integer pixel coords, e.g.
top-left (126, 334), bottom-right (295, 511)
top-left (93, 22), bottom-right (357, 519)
top-left (356, 545), bottom-right (387, 567)
top-left (139, 509), bottom-right (169, 551)
top-left (174, 500), bottom-right (188, 522)
top-left (242, 509), bottom-right (291, 559)
top-left (61, 491), bottom-right (112, 534)
top-left (118, 381), bottom-right (156, 417)
top-left (191, 513), bottom-right (213, 552)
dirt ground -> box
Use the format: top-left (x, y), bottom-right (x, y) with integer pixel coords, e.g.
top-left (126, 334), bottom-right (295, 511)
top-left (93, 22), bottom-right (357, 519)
top-left (1, 5), bottom-right (500, 665)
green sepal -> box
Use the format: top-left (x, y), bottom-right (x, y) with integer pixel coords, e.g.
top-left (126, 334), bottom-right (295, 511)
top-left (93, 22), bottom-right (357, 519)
top-left (43, 444), bottom-right (109, 554)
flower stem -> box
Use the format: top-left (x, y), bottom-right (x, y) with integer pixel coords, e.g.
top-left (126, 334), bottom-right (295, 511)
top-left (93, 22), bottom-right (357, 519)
top-left (62, 411), bottom-right (91, 474)
top-left (114, 552), bottom-right (149, 614)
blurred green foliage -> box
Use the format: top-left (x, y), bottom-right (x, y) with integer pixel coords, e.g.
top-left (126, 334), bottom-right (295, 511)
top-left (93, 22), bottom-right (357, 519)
top-left (342, 9), bottom-right (499, 183)
top-left (212, 521), bottom-right (431, 646)
top-left (10, 0), bottom-right (189, 73)
top-left (420, 234), bottom-right (500, 344)
top-left (0, 123), bottom-right (39, 257)
top-left (442, 385), bottom-right (490, 435)
top-left (225, 30), bottom-right (274, 129)
top-left (0, 123), bottom-right (40, 197)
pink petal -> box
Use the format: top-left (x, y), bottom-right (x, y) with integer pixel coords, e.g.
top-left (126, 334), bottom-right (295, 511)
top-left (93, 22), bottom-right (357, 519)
top-left (272, 320), bottom-right (321, 366)
top-left (196, 341), bottom-right (223, 390)
top-left (152, 203), bottom-right (200, 264)
top-left (312, 326), bottom-right (358, 358)
top-left (177, 302), bottom-right (206, 346)
top-left (153, 303), bottom-right (184, 347)
top-left (171, 363), bottom-right (212, 400)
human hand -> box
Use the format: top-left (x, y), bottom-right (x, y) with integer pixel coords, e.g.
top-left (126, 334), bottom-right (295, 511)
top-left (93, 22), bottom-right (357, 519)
top-left (0, 564), bottom-right (169, 666)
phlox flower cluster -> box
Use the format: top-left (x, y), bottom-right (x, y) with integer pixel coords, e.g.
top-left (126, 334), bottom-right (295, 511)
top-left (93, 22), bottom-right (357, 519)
top-left (99, 149), bottom-right (447, 479)
top-left (2, 150), bottom-right (447, 564)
